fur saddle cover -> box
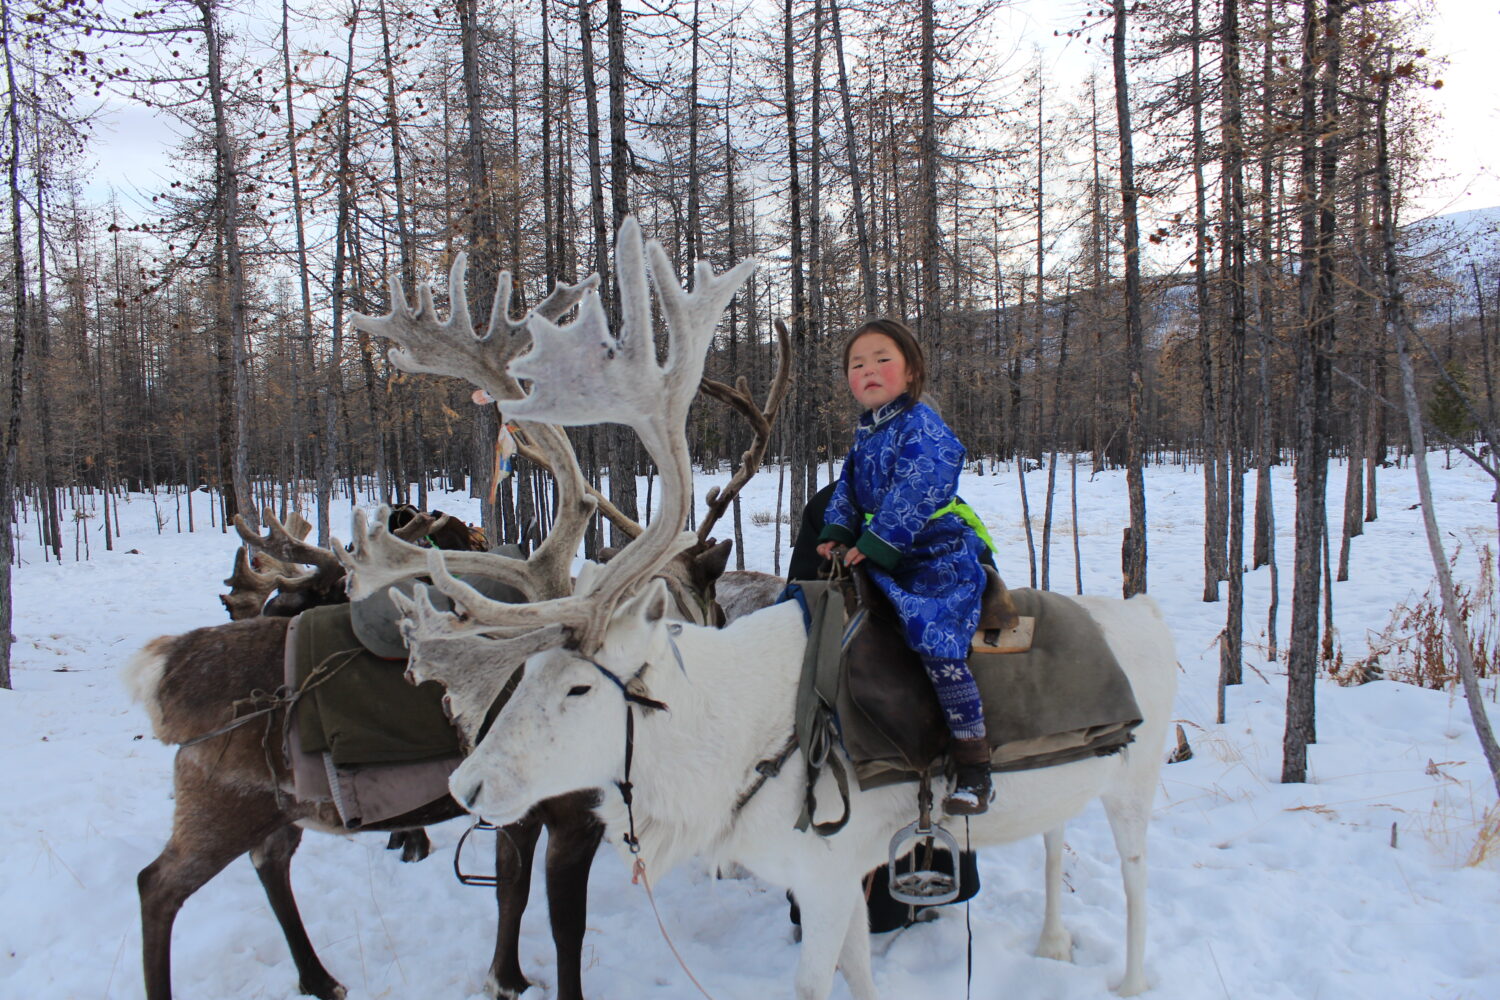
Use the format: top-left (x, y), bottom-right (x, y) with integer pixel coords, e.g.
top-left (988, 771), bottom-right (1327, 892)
top-left (816, 568), bottom-right (1144, 791)
top-left (284, 603), bottom-right (463, 829)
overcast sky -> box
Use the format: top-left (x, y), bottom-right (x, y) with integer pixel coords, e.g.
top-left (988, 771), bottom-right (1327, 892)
top-left (83, 0), bottom-right (1499, 225)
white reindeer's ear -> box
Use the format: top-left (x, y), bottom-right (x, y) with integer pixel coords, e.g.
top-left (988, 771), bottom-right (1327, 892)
top-left (624, 577), bottom-right (672, 625)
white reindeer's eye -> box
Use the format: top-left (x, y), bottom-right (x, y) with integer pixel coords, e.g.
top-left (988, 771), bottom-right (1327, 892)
top-left (567, 685), bottom-right (592, 697)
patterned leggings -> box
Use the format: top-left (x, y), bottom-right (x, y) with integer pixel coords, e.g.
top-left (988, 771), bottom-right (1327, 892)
top-left (921, 656), bottom-right (987, 741)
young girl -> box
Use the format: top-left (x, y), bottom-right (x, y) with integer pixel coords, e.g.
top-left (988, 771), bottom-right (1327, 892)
top-left (815, 318), bottom-right (995, 815)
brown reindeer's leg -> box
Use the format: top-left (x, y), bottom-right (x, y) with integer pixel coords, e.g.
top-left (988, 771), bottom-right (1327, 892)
top-left (139, 770), bottom-right (321, 1000)
top-left (139, 835), bottom-right (242, 1000)
top-left (544, 802), bottom-right (606, 1000)
top-left (486, 810), bottom-right (544, 1000)
top-left (384, 829), bottom-right (433, 863)
top-left (140, 750), bottom-right (345, 1000)
top-left (250, 825), bottom-right (346, 1000)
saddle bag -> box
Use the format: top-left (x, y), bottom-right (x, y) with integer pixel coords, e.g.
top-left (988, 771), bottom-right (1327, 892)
top-left (833, 566), bottom-right (1144, 790)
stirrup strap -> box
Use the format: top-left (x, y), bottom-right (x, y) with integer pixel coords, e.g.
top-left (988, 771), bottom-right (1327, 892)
top-left (792, 582), bottom-right (851, 836)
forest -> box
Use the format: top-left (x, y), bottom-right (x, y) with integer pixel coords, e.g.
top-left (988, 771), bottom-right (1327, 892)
top-left (2, 0), bottom-right (1498, 783)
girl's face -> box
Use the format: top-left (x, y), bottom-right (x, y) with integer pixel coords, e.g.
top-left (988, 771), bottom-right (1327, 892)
top-left (846, 331), bottom-right (913, 410)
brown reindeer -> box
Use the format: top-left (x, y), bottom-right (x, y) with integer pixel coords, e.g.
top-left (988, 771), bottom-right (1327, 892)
top-left (129, 257), bottom-right (786, 1000)
top-left (220, 504), bottom-right (483, 863)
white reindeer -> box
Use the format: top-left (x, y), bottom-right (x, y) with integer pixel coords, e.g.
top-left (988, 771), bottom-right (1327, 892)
top-left (347, 218), bottom-right (1178, 1000)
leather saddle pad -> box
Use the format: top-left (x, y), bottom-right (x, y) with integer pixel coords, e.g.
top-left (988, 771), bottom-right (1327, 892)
top-left (836, 571), bottom-right (1143, 790)
top-left (291, 603), bottom-right (462, 767)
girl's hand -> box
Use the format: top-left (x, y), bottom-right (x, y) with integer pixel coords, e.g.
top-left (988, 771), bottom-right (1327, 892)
top-left (842, 548), bottom-right (866, 566)
top-left (816, 540), bottom-right (838, 561)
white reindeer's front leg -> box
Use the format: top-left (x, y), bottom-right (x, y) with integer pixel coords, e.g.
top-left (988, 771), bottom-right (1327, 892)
top-left (792, 879), bottom-right (876, 1000)
top-left (1035, 826), bottom-right (1074, 962)
top-left (836, 887), bottom-right (879, 1000)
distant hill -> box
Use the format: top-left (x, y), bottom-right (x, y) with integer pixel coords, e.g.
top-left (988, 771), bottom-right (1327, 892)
top-left (1405, 205), bottom-right (1500, 275)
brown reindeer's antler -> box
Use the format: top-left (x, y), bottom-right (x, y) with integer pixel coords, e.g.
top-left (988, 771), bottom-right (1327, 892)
top-left (234, 509), bottom-right (331, 573)
top-left (390, 509), bottom-right (453, 544)
top-left (695, 317), bottom-right (792, 544)
top-left (361, 218), bottom-right (755, 666)
top-left (231, 508), bottom-right (342, 596)
top-left (220, 546), bottom-right (281, 620)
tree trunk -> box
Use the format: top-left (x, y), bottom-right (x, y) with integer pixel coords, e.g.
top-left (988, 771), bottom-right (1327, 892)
top-left (457, 0), bottom-right (501, 541)
top-left (0, 0), bottom-right (30, 688)
top-left (200, 0), bottom-right (255, 532)
top-left (605, 0), bottom-right (640, 542)
top-left (829, 0), bottom-right (876, 315)
top-left (1219, 0), bottom-right (1248, 704)
top-left (1191, 0), bottom-right (1223, 603)
top-left (917, 0), bottom-right (942, 365)
top-left (782, 0), bottom-right (809, 539)
top-left (1112, 0), bottom-right (1148, 598)
top-left (1284, 0), bottom-right (1341, 784)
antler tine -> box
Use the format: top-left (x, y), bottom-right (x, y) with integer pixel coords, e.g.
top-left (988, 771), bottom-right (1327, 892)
top-left (221, 546), bottom-right (281, 619)
top-left (694, 317), bottom-right (792, 543)
top-left (223, 545), bottom-right (277, 591)
top-left (234, 509), bottom-right (341, 574)
top-left (531, 273), bottom-right (600, 324)
top-left (424, 549), bottom-right (591, 634)
top-left (337, 505), bottom-right (550, 602)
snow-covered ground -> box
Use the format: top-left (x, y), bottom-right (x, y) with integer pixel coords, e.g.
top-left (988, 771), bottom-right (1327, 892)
top-left (2, 457), bottom-right (1498, 1000)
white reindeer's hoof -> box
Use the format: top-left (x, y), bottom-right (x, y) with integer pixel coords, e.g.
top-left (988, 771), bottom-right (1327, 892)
top-left (1113, 971), bottom-right (1149, 996)
top-left (1034, 927), bottom-right (1073, 963)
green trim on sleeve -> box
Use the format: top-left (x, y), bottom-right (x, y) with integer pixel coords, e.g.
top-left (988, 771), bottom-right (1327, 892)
top-left (818, 522), bottom-right (858, 546)
top-left (855, 530), bottom-right (902, 571)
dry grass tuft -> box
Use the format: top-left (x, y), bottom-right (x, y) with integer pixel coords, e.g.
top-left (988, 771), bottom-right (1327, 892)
top-left (1337, 543), bottom-right (1497, 691)
top-left (1465, 803), bottom-right (1500, 868)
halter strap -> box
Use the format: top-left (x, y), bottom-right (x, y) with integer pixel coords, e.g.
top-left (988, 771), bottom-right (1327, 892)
top-left (582, 647), bottom-right (673, 855)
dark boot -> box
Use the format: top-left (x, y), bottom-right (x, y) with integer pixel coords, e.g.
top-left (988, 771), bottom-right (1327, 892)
top-left (944, 737), bottom-right (993, 816)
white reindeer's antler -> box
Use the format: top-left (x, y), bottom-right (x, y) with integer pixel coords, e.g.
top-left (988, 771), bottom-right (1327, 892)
top-left (336, 506), bottom-right (551, 602)
top-left (353, 255), bottom-right (596, 405)
top-left (388, 585), bottom-right (569, 748)
top-left (343, 262), bottom-right (604, 602)
top-left (509, 219), bottom-right (755, 437)
top-left (423, 218), bottom-right (755, 653)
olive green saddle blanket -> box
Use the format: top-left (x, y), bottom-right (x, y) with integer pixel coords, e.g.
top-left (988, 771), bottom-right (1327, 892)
top-left (794, 580), bottom-right (1143, 791)
top-left (284, 603), bottom-right (462, 829)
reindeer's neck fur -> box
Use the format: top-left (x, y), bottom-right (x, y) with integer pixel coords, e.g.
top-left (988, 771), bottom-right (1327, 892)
top-left (595, 600), bottom-right (807, 875)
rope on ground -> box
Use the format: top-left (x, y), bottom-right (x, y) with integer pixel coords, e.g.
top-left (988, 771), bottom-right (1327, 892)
top-left (631, 857), bottom-right (720, 1000)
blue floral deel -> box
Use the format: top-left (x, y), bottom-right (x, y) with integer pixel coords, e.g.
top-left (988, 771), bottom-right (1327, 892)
top-left (819, 395), bottom-right (987, 664)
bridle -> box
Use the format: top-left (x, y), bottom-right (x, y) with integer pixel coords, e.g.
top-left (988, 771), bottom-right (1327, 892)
top-left (579, 622), bottom-right (684, 854)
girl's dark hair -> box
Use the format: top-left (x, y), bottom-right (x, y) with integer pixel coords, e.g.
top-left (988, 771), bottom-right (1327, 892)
top-left (842, 318), bottom-right (927, 403)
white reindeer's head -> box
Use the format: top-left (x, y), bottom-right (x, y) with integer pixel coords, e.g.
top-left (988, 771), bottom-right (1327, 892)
top-left (447, 580), bottom-right (676, 824)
